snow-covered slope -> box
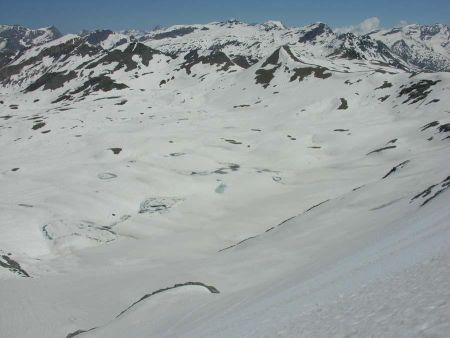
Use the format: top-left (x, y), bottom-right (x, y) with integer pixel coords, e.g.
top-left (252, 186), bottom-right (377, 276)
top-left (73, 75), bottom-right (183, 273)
top-left (0, 20), bottom-right (449, 338)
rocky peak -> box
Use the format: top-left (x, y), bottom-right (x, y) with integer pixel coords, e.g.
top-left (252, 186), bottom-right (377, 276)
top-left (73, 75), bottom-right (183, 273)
top-left (298, 23), bottom-right (333, 43)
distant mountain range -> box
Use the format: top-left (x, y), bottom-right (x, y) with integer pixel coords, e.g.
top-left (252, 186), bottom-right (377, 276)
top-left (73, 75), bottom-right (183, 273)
top-left (0, 25), bottom-right (61, 66)
top-left (1, 20), bottom-right (449, 74)
top-left (369, 23), bottom-right (450, 71)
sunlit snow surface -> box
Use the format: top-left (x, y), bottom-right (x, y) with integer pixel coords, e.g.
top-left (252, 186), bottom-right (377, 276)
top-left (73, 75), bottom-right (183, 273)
top-left (0, 21), bottom-right (450, 337)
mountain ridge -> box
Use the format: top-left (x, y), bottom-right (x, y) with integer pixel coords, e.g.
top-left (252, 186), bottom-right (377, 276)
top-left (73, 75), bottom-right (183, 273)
top-left (2, 20), bottom-right (450, 77)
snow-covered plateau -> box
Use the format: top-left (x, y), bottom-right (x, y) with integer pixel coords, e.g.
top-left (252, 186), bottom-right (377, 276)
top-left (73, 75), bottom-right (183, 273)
top-left (0, 20), bottom-right (449, 337)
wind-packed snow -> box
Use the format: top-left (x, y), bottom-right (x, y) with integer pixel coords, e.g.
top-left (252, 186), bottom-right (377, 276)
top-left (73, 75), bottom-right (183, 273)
top-left (0, 19), bottom-right (449, 338)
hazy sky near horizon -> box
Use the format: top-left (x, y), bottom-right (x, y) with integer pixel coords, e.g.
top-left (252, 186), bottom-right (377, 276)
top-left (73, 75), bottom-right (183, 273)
top-left (1, 0), bottom-right (449, 33)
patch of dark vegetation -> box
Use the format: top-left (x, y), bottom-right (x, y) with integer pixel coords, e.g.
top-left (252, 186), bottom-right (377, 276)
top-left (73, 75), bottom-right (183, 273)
top-left (255, 67), bottom-right (277, 88)
top-left (398, 80), bottom-right (440, 104)
top-left (375, 81), bottom-right (393, 90)
top-left (370, 198), bottom-right (402, 211)
top-left (27, 115), bottom-right (44, 121)
top-left (41, 130), bottom-right (51, 134)
top-left (338, 98), bottom-right (348, 110)
top-left (169, 152), bottom-right (185, 157)
top-left (276, 216), bottom-right (296, 227)
top-left (11, 168), bottom-right (19, 171)
top-left (224, 139), bottom-right (242, 145)
top-left (438, 123), bottom-right (450, 133)
top-left (213, 163), bottom-right (240, 174)
top-left (255, 168), bottom-right (279, 174)
top-left (190, 171), bottom-right (209, 176)
top-left (304, 199), bottom-right (330, 213)
top-left (66, 328), bottom-right (97, 338)
top-left (32, 122), bottom-right (46, 130)
top-left (289, 66), bottom-right (332, 82)
top-left (411, 176), bottom-right (450, 207)
top-left (282, 45), bottom-right (300, 62)
top-left (93, 96), bottom-right (122, 101)
top-left (334, 128), bottom-right (349, 132)
top-left (382, 160), bottom-right (410, 179)
top-left (426, 99), bottom-right (440, 105)
top-left (271, 198), bottom-right (330, 230)
top-left (152, 27), bottom-right (196, 40)
top-left (52, 94), bottom-right (72, 104)
top-left (367, 145), bottom-right (396, 155)
top-left (421, 121), bottom-right (439, 131)
top-left (25, 71), bottom-right (77, 92)
top-left (0, 254), bottom-right (29, 277)
top-left (387, 139), bottom-right (398, 144)
top-left (411, 185), bottom-right (436, 202)
top-left (378, 95), bottom-right (390, 102)
top-left (0, 115), bottom-right (12, 120)
top-left (72, 75), bottom-right (128, 94)
top-left (115, 99), bottom-right (127, 105)
top-left (219, 236), bottom-right (258, 252)
top-left (232, 55), bottom-right (258, 69)
top-left (84, 42), bottom-right (161, 72)
top-left (233, 104), bottom-right (250, 108)
top-left (9, 104), bottom-right (18, 109)
top-left (108, 148), bottom-right (122, 155)
top-left (255, 46), bottom-right (302, 87)
top-left (261, 45), bottom-right (299, 68)
top-left (18, 203), bottom-right (33, 208)
top-left (262, 48), bottom-right (281, 67)
top-left (117, 282), bottom-right (219, 317)
top-left (192, 167), bottom-right (238, 176)
top-left (181, 49), bottom-right (234, 74)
